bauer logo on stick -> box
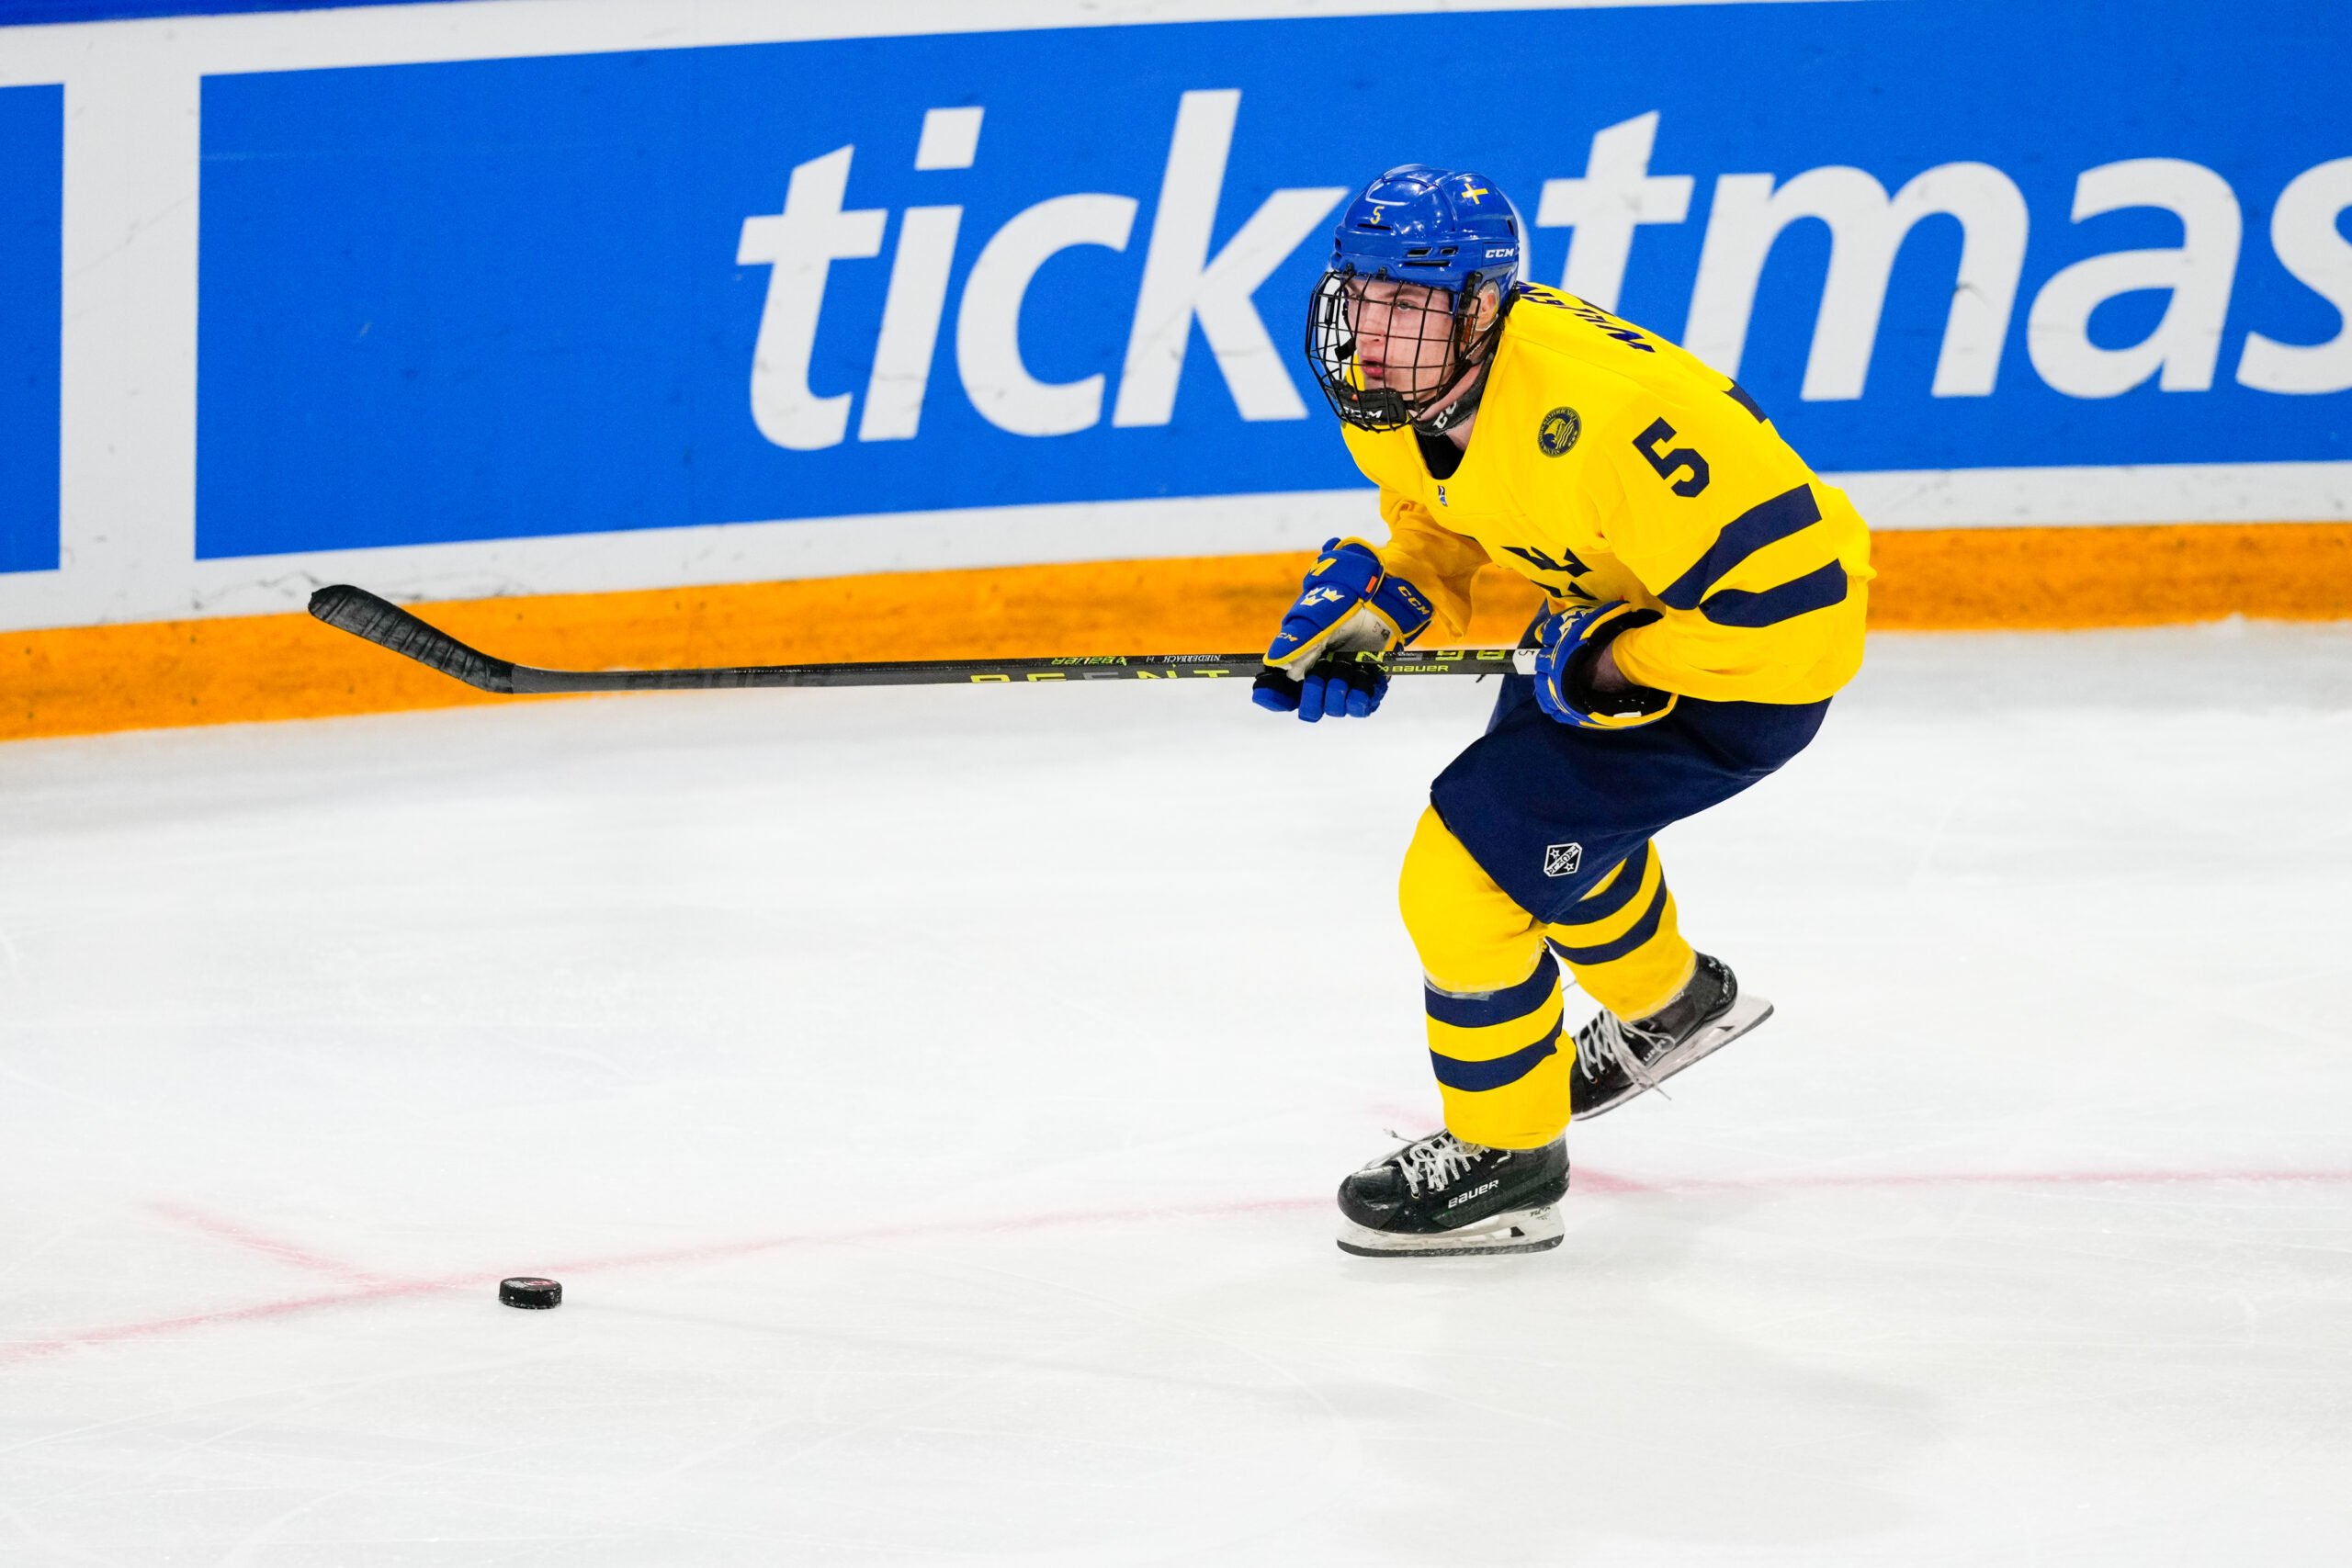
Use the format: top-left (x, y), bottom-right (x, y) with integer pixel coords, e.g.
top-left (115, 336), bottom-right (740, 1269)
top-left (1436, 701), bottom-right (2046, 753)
top-left (1543, 843), bottom-right (1583, 877)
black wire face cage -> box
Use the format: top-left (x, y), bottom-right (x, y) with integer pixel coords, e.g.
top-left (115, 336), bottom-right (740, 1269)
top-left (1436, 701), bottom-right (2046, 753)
top-left (1306, 267), bottom-right (1507, 434)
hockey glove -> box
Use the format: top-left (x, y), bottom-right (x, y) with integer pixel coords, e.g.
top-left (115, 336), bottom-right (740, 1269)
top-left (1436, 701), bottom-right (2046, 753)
top-left (1532, 601), bottom-right (1679, 730)
top-left (1251, 538), bottom-right (1435, 722)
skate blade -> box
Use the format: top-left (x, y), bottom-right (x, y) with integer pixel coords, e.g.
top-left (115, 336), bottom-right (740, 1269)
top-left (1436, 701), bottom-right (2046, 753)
top-left (1335, 1205), bottom-right (1564, 1258)
top-left (1660, 993), bottom-right (1773, 1077)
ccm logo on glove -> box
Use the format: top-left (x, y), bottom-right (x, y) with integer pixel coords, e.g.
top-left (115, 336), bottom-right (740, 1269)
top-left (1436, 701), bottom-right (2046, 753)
top-left (1254, 539), bottom-right (1435, 722)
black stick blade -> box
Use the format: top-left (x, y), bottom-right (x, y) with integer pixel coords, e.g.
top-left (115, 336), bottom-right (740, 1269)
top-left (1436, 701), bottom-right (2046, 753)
top-left (308, 585), bottom-right (518, 694)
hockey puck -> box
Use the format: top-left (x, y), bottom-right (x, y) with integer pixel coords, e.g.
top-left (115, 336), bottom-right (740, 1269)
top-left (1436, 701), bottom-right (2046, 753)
top-left (498, 1277), bottom-right (561, 1310)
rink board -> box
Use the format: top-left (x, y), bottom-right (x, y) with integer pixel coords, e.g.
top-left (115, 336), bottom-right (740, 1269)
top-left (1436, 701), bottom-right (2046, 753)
top-left (8, 522), bottom-right (2351, 742)
top-left (183, 6), bottom-right (2345, 557)
top-left (0, 0), bottom-right (2347, 737)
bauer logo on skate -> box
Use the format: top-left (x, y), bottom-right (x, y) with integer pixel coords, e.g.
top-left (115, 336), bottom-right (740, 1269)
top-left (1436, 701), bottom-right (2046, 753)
top-left (1, 0), bottom-right (2347, 635)
top-left (1448, 1180), bottom-right (1501, 1210)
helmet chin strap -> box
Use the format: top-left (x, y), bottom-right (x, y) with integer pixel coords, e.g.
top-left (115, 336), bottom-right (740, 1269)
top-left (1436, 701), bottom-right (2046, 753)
top-left (1411, 356), bottom-right (1490, 437)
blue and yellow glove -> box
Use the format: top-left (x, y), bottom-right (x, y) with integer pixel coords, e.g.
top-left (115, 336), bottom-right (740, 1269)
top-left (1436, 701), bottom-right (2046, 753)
top-left (1532, 601), bottom-right (1679, 729)
top-left (1251, 538), bottom-right (1436, 722)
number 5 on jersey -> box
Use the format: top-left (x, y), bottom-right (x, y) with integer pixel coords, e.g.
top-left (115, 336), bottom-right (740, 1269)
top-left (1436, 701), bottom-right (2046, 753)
top-left (1634, 418), bottom-right (1711, 498)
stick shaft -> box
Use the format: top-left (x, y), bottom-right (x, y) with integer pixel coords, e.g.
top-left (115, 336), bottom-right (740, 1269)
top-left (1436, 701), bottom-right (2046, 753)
top-left (307, 584), bottom-right (1534, 694)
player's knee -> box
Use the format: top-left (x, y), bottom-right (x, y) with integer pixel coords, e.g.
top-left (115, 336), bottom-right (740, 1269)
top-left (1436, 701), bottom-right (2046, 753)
top-left (1398, 806), bottom-right (1545, 992)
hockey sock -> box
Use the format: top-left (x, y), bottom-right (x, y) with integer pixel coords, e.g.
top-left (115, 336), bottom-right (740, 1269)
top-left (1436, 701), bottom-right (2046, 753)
top-left (1398, 808), bottom-right (1573, 1148)
top-left (1544, 840), bottom-right (1697, 1023)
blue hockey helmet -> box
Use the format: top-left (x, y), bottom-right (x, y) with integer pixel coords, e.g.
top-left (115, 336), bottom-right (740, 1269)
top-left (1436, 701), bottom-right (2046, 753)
top-left (1306, 165), bottom-right (1521, 433)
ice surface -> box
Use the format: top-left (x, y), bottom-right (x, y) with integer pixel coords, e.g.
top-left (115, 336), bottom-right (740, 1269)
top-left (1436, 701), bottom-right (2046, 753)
top-left (1, 622), bottom-right (2348, 1565)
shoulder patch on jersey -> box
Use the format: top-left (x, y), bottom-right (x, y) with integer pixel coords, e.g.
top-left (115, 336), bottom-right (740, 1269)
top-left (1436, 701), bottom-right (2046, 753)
top-left (1537, 407), bottom-right (1582, 457)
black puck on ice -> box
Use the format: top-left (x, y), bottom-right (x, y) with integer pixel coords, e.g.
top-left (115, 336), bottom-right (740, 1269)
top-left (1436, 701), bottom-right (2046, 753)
top-left (499, 1277), bottom-right (562, 1310)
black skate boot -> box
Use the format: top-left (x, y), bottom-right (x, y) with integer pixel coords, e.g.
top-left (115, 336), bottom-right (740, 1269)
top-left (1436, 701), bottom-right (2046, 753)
top-left (1335, 1130), bottom-right (1567, 1257)
top-left (1570, 953), bottom-right (1773, 1119)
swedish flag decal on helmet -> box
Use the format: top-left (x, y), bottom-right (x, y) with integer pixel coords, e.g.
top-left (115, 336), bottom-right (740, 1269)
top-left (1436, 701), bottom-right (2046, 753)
top-left (1327, 165), bottom-right (1521, 294)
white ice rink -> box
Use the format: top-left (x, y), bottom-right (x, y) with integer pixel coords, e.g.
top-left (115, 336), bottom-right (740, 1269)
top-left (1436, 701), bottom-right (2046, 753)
top-left (3, 623), bottom-right (2349, 1564)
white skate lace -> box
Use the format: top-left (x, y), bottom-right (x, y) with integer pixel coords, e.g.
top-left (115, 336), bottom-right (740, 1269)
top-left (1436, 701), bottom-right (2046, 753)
top-left (1577, 1010), bottom-right (1666, 1089)
top-left (1390, 1131), bottom-right (1480, 1198)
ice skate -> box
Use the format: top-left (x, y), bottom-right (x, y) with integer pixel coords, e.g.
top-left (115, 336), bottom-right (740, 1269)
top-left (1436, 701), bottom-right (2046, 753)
top-left (1335, 1129), bottom-right (1567, 1257)
top-left (1570, 953), bottom-right (1771, 1119)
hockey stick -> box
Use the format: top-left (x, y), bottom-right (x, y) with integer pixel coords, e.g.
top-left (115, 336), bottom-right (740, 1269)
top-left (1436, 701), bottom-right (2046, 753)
top-left (307, 584), bottom-right (1538, 695)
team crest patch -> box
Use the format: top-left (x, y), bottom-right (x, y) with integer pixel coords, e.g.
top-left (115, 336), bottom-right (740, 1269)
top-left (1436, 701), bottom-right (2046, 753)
top-left (1537, 407), bottom-right (1581, 457)
top-left (1543, 842), bottom-right (1583, 878)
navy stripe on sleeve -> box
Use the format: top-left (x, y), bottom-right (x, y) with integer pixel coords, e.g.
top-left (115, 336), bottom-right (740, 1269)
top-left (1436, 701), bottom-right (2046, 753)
top-left (1699, 561), bottom-right (1849, 627)
top-left (1548, 879), bottom-right (1669, 965)
top-left (1659, 484), bottom-right (1823, 610)
top-left (1430, 1031), bottom-right (1559, 1092)
top-left (1423, 958), bottom-right (1559, 1029)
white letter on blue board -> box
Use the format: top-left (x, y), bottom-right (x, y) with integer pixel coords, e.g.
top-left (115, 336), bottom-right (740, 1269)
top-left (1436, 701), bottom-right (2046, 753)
top-left (957, 193), bottom-right (1138, 436)
top-left (2238, 157), bottom-right (2352, 395)
top-left (738, 146), bottom-right (888, 449)
top-left (1683, 162), bottom-right (2027, 401)
top-left (1536, 112), bottom-right (1693, 313)
top-left (1114, 89), bottom-right (1345, 427)
top-left (863, 109), bottom-right (986, 442)
top-left (2027, 158), bottom-right (2242, 399)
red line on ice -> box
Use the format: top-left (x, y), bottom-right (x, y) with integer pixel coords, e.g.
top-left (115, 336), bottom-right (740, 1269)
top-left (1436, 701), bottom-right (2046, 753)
top-left (0, 1196), bottom-right (1324, 1369)
top-left (10, 1170), bottom-right (2350, 1369)
top-left (146, 1201), bottom-right (401, 1288)
top-left (1643, 1167), bottom-right (2352, 1195)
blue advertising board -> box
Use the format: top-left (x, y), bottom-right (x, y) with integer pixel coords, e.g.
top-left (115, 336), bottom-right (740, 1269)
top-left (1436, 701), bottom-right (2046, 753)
top-left (0, 1), bottom-right (442, 22)
top-left (192, 1), bottom-right (2351, 558)
top-left (0, 84), bottom-right (62, 576)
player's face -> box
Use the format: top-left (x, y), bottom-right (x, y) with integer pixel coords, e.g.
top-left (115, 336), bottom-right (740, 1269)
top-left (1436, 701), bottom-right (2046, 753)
top-left (1348, 279), bottom-right (1459, 400)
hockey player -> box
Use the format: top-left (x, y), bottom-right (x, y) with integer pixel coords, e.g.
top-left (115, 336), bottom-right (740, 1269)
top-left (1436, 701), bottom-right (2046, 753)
top-left (1254, 165), bottom-right (1872, 1257)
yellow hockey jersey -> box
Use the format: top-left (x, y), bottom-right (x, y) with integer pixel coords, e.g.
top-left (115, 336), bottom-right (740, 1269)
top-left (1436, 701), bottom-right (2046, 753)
top-left (1343, 285), bottom-right (1871, 705)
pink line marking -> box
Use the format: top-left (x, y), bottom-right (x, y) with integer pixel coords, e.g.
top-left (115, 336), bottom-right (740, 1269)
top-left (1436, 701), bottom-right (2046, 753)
top-left (1664, 1166), bottom-right (2352, 1194)
top-left (0, 1197), bottom-right (1323, 1369)
top-left (2, 1280), bottom-right (454, 1365)
top-left (1570, 1168), bottom-right (1660, 1195)
top-left (146, 1201), bottom-right (401, 1288)
top-left (10, 1170), bottom-right (2349, 1370)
